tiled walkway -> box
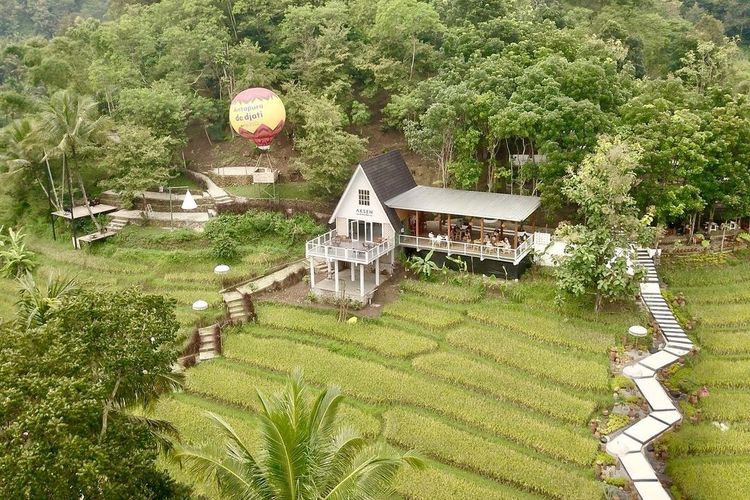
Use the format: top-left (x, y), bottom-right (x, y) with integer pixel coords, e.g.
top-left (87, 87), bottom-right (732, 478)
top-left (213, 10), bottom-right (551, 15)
top-left (606, 249), bottom-right (694, 500)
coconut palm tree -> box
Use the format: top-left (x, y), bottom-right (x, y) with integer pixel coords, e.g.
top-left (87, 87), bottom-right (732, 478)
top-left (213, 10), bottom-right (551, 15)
top-left (175, 371), bottom-right (424, 499)
top-left (0, 118), bottom-right (62, 211)
top-left (15, 272), bottom-right (77, 330)
top-left (37, 90), bottom-right (112, 235)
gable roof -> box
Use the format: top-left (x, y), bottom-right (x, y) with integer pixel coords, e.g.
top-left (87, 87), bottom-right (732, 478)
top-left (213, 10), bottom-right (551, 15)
top-left (360, 151), bottom-right (416, 230)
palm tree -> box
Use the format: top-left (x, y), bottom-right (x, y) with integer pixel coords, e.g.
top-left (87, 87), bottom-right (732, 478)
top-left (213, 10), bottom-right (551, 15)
top-left (15, 272), bottom-right (77, 330)
top-left (37, 90), bottom-right (112, 236)
top-left (175, 371), bottom-right (424, 499)
top-left (0, 118), bottom-right (62, 211)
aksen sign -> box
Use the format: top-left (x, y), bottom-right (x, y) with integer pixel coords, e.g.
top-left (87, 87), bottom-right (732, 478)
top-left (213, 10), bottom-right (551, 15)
top-left (355, 208), bottom-right (374, 217)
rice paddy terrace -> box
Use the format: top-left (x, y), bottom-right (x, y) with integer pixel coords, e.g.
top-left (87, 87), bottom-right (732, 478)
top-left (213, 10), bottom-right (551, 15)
top-left (661, 254), bottom-right (750, 499)
top-left (156, 275), bottom-right (644, 499)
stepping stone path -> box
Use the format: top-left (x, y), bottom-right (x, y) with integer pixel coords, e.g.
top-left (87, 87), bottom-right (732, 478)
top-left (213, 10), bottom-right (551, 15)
top-left (606, 248), bottom-right (694, 500)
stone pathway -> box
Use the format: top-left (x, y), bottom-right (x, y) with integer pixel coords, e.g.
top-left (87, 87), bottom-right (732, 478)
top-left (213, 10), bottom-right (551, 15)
top-left (606, 249), bottom-right (694, 500)
top-left (188, 170), bottom-right (234, 206)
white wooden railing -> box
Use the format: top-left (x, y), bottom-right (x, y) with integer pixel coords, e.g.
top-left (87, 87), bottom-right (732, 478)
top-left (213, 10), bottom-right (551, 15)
top-left (306, 230), bottom-right (394, 264)
top-left (398, 233), bottom-right (535, 265)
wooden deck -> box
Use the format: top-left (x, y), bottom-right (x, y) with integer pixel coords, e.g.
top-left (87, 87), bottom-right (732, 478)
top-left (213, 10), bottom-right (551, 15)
top-left (51, 204), bottom-right (118, 220)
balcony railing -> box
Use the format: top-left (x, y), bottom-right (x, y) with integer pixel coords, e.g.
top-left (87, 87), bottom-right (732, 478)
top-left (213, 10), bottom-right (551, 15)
top-left (306, 230), bottom-right (394, 264)
top-left (398, 233), bottom-right (535, 265)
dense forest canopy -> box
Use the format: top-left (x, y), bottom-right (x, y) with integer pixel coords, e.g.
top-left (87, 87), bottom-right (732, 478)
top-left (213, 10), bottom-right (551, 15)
top-left (1, 0), bottom-right (749, 230)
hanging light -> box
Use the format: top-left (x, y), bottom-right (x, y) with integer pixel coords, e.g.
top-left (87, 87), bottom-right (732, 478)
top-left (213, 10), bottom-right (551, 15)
top-left (182, 190), bottom-right (198, 210)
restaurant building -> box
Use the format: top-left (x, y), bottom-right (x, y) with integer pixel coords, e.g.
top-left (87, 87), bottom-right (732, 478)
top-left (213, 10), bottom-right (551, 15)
top-left (305, 151), bottom-right (541, 301)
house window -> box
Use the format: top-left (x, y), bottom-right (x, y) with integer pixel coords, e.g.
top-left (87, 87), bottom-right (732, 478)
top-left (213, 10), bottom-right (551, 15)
top-left (358, 189), bottom-right (370, 206)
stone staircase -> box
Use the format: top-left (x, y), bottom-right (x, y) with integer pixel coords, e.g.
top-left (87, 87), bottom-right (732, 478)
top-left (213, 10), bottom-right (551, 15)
top-left (198, 325), bottom-right (220, 361)
top-left (212, 193), bottom-right (234, 205)
top-left (223, 291), bottom-right (249, 323)
top-left (606, 249), bottom-right (694, 500)
top-left (106, 217), bottom-right (128, 233)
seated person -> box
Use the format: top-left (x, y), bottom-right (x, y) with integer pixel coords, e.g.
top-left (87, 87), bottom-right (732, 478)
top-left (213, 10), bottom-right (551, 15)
top-left (490, 235), bottom-right (498, 245)
top-left (503, 237), bottom-right (510, 248)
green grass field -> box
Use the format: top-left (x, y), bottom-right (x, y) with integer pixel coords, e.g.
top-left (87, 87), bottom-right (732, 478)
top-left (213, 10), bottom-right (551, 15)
top-left (662, 252), bottom-right (750, 499)
top-left (225, 182), bottom-right (315, 201)
top-left (152, 274), bottom-right (644, 499)
top-left (0, 225), bottom-right (303, 337)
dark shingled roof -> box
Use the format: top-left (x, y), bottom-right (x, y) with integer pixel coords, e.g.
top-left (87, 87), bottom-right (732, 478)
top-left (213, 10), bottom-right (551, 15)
top-left (360, 150), bottom-right (416, 230)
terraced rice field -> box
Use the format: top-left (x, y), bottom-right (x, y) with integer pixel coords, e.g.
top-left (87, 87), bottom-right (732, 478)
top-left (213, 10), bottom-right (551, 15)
top-left (3, 227), bottom-right (302, 337)
top-left (662, 253), bottom-right (750, 499)
top-left (157, 277), bottom-right (642, 499)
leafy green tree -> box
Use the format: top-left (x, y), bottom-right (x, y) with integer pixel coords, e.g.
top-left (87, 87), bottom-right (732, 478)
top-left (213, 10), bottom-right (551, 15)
top-left (0, 288), bottom-right (187, 498)
top-left (176, 370), bottom-right (424, 499)
top-left (103, 125), bottom-right (174, 208)
top-left (278, 1), bottom-right (355, 99)
top-left (555, 136), bottom-right (656, 311)
top-left (117, 82), bottom-right (189, 143)
top-left (294, 94), bottom-right (367, 198)
top-left (371, 0), bottom-right (444, 84)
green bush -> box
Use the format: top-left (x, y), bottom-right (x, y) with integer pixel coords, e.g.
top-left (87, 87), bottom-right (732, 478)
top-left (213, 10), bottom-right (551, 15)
top-left (256, 303), bottom-right (437, 358)
top-left (447, 325), bottom-right (610, 392)
top-left (383, 408), bottom-right (602, 499)
top-left (467, 301), bottom-right (614, 354)
top-left (223, 335), bottom-right (599, 465)
top-left (412, 352), bottom-right (597, 424)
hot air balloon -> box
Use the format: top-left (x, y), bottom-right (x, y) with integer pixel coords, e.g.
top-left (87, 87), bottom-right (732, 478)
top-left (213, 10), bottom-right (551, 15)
top-left (229, 88), bottom-right (286, 150)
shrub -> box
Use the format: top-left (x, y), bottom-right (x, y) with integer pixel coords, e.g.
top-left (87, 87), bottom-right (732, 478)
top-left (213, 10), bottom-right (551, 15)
top-left (383, 408), bottom-right (602, 499)
top-left (223, 335), bottom-right (599, 465)
top-left (447, 325), bottom-right (610, 392)
top-left (256, 303), bottom-right (437, 358)
top-left (0, 227), bottom-right (36, 277)
top-left (412, 352), bottom-right (597, 424)
top-left (601, 414), bottom-right (630, 434)
top-left (467, 301), bottom-right (614, 354)
top-left (210, 230), bottom-right (239, 261)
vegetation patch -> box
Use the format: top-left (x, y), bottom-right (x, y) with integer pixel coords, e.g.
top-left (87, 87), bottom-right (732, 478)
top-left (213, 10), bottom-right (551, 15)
top-left (383, 408), bottom-right (602, 500)
top-left (447, 325), bottom-right (610, 392)
top-left (257, 302), bottom-right (437, 358)
top-left (412, 351), bottom-right (597, 424)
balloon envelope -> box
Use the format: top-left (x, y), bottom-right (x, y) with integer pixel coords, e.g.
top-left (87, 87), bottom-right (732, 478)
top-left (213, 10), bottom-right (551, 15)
top-left (229, 88), bottom-right (286, 149)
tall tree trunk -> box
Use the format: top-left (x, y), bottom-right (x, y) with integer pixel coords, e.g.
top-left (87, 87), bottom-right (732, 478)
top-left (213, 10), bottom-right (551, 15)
top-left (99, 376), bottom-right (121, 442)
top-left (71, 145), bottom-right (103, 233)
top-left (44, 154), bottom-right (61, 210)
top-left (409, 37), bottom-right (417, 81)
top-left (64, 155), bottom-right (78, 249)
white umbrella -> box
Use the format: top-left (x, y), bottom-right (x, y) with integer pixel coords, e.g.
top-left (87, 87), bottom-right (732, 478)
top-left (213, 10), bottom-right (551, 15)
top-left (192, 299), bottom-right (209, 311)
top-left (182, 190), bottom-right (198, 210)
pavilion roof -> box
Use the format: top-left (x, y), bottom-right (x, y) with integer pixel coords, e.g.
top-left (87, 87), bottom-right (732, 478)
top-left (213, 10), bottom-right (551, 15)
top-left (385, 186), bottom-right (540, 223)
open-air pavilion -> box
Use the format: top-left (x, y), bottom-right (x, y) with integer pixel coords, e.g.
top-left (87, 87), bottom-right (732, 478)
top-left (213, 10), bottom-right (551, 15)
top-left (305, 151), bottom-right (542, 302)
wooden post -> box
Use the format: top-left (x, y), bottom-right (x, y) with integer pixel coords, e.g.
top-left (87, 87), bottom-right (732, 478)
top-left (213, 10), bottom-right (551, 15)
top-left (309, 257), bottom-right (315, 288)
top-left (447, 214), bottom-right (452, 240)
top-left (513, 221), bottom-right (519, 248)
top-left (415, 211), bottom-right (420, 237)
top-left (500, 221), bottom-right (504, 239)
top-left (531, 211), bottom-right (537, 235)
top-left (480, 218), bottom-right (485, 243)
top-left (375, 258), bottom-right (380, 286)
top-left (360, 263), bottom-right (365, 298)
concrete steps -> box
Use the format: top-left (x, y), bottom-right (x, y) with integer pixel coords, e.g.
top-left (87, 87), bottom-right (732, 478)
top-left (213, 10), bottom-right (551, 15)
top-left (606, 248), bottom-right (695, 499)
